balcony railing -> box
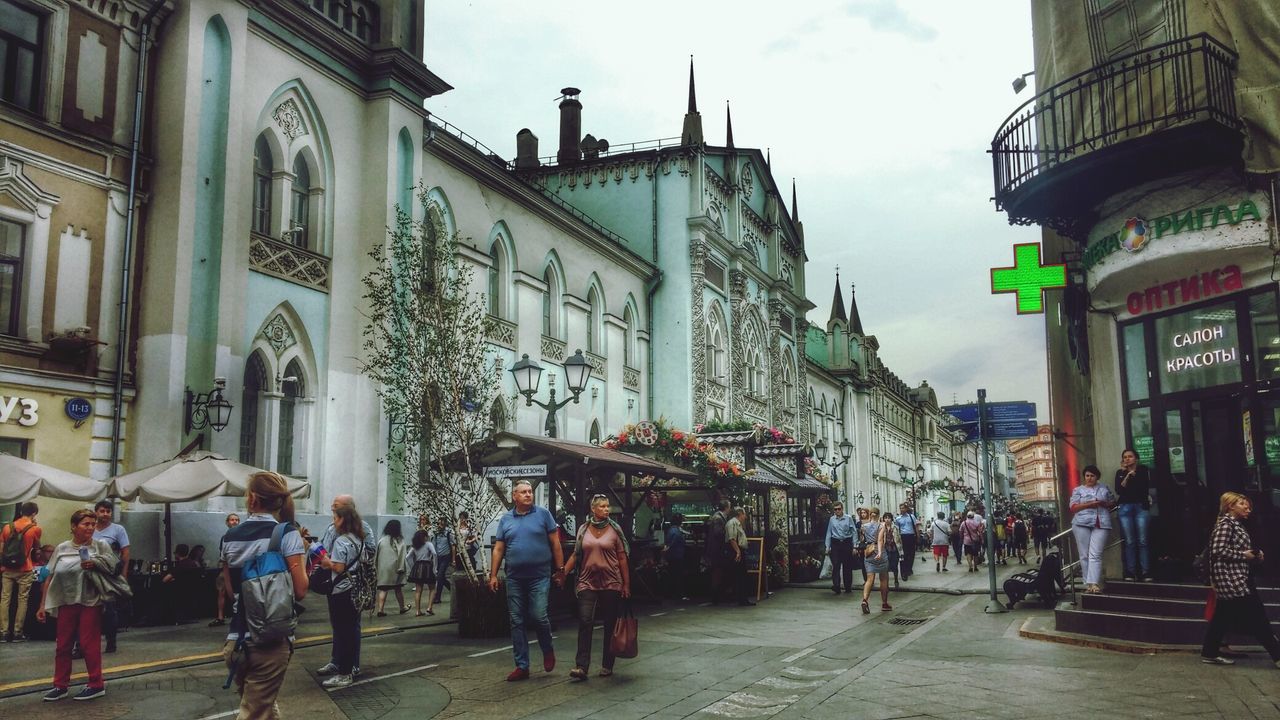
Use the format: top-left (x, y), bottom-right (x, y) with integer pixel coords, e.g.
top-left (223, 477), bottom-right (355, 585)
top-left (299, 0), bottom-right (380, 45)
top-left (991, 33), bottom-right (1240, 220)
top-left (248, 232), bottom-right (330, 292)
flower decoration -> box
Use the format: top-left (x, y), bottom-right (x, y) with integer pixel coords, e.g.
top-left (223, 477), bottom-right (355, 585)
top-left (603, 418), bottom-right (750, 491)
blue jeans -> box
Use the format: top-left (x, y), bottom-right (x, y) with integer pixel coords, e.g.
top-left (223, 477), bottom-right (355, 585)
top-left (505, 575), bottom-right (554, 670)
top-left (1116, 503), bottom-right (1150, 577)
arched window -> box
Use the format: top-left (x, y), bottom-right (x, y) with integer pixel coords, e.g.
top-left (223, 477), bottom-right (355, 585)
top-left (239, 353), bottom-right (267, 465)
top-left (589, 419), bottom-right (601, 445)
top-left (487, 241), bottom-right (501, 317)
top-left (622, 306), bottom-right (634, 367)
top-left (741, 311), bottom-right (768, 399)
top-left (782, 352), bottom-right (796, 410)
top-left (252, 134), bottom-right (273, 235)
top-left (278, 359), bottom-right (305, 475)
top-left (490, 399), bottom-right (507, 434)
top-left (290, 155), bottom-right (310, 248)
top-left (705, 304), bottom-right (727, 381)
top-left (542, 269), bottom-right (554, 336)
top-left (586, 287), bottom-right (599, 353)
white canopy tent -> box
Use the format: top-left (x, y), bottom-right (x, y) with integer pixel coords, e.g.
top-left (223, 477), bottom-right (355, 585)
top-left (0, 453), bottom-right (109, 504)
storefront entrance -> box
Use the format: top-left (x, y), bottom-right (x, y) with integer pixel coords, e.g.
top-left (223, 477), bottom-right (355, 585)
top-left (1121, 289), bottom-right (1280, 580)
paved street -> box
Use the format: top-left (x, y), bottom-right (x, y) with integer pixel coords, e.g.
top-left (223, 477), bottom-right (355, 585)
top-left (2, 569), bottom-right (1278, 719)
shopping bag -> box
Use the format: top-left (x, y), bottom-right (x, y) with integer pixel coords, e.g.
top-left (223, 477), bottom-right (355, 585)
top-left (609, 601), bottom-right (638, 659)
top-left (819, 555), bottom-right (832, 579)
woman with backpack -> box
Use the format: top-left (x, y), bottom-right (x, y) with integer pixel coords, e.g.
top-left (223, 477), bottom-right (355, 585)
top-left (374, 520), bottom-right (409, 617)
top-left (319, 502), bottom-right (366, 688)
top-left (216, 471), bottom-right (308, 718)
top-left (406, 530), bottom-right (437, 616)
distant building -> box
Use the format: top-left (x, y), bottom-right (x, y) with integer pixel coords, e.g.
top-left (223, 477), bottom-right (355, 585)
top-left (1007, 425), bottom-right (1057, 509)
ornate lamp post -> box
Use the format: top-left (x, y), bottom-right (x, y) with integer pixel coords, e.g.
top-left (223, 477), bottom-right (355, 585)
top-left (185, 377), bottom-right (234, 434)
top-left (509, 349), bottom-right (593, 438)
top-left (814, 437), bottom-right (854, 499)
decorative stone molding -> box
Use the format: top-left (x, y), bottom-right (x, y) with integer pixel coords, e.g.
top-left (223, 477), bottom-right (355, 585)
top-left (690, 238), bottom-right (708, 425)
top-left (272, 99), bottom-right (307, 140)
top-left (768, 299), bottom-right (785, 427)
top-left (796, 318), bottom-right (811, 441)
top-left (623, 365), bottom-right (640, 390)
top-left (739, 164), bottom-right (753, 199)
top-left (484, 315), bottom-right (516, 349)
top-left (248, 232), bottom-right (329, 291)
top-left (262, 313), bottom-right (297, 355)
top-left (584, 351), bottom-right (606, 377)
top-left (729, 269), bottom-right (748, 422)
top-left (540, 334), bottom-right (566, 362)
top-left (707, 380), bottom-right (727, 404)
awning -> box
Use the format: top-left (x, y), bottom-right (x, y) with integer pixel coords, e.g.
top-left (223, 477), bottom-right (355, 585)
top-left (754, 460), bottom-right (832, 493)
top-left (475, 432), bottom-right (698, 482)
top-left (748, 463), bottom-right (791, 488)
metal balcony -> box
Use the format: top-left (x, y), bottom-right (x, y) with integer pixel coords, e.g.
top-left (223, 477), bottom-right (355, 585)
top-left (990, 34), bottom-right (1242, 237)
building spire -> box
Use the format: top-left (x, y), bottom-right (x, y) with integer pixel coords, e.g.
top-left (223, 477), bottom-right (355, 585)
top-left (829, 269), bottom-right (848, 327)
top-left (791, 179), bottom-right (799, 221)
top-left (687, 56), bottom-right (697, 113)
top-left (680, 56), bottom-right (704, 146)
top-left (725, 101), bottom-right (734, 148)
top-left (766, 148), bottom-right (771, 168)
top-left (848, 281), bottom-right (865, 335)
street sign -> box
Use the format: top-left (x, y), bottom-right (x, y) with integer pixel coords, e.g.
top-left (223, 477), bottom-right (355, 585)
top-left (986, 420), bottom-right (1038, 440)
top-left (943, 401), bottom-right (1036, 424)
top-left (483, 464), bottom-right (547, 478)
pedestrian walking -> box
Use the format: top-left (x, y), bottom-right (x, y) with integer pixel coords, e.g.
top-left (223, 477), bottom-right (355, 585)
top-left (1199, 492), bottom-right (1280, 668)
top-left (1069, 465), bottom-right (1114, 594)
top-left (661, 514), bottom-right (689, 600)
top-left (317, 501), bottom-right (367, 688)
top-left (90, 500), bottom-right (129, 654)
top-left (489, 479), bottom-right (565, 681)
top-left (929, 511), bottom-right (951, 572)
top-left (210, 513), bottom-right (240, 627)
top-left (1011, 513), bottom-right (1029, 564)
top-left (725, 508), bottom-right (754, 606)
top-left (36, 509), bottom-right (122, 702)
top-left (824, 502), bottom-right (856, 594)
top-left (406, 530), bottom-right (437, 616)
top-left (374, 520), bottom-right (409, 617)
top-left (1115, 448), bottom-right (1154, 582)
top-left (218, 472), bottom-right (308, 718)
top-left (702, 499), bottom-right (732, 604)
top-left (962, 512), bottom-right (983, 572)
top-left (2, 501), bottom-right (42, 643)
top-left (894, 504), bottom-right (918, 580)
top-left (882, 510), bottom-right (901, 589)
top-left (429, 518), bottom-right (455, 604)
top-left (318, 495), bottom-right (375, 680)
top-left (562, 494), bottom-right (631, 680)
top-left (1032, 509), bottom-right (1054, 562)
top-left (856, 507), bottom-right (871, 583)
top-left (860, 509), bottom-right (891, 614)
top-left (950, 512), bottom-right (964, 565)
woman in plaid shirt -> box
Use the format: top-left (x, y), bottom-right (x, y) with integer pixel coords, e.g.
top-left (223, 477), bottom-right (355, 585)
top-left (1199, 492), bottom-right (1280, 667)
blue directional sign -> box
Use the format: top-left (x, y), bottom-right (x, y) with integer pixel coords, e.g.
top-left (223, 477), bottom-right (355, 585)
top-left (943, 401), bottom-right (1036, 424)
top-left (986, 420), bottom-right (1039, 440)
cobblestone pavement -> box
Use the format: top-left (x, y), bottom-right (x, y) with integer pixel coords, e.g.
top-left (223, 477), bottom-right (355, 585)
top-left (2, 585), bottom-right (1277, 719)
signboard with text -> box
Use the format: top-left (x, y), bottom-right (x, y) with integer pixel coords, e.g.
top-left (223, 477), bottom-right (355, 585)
top-left (483, 464), bottom-right (548, 478)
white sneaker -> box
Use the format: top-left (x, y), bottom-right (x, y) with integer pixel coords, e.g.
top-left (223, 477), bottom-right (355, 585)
top-left (322, 674), bottom-right (353, 688)
top-left (352, 666), bottom-right (361, 678)
top-left (1201, 656), bottom-right (1234, 665)
top-left (316, 662), bottom-right (339, 675)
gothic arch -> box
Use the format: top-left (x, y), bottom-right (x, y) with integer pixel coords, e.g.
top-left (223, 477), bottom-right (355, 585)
top-left (424, 186), bottom-right (456, 239)
top-left (256, 79), bottom-right (334, 254)
top-left (541, 250), bottom-right (567, 339)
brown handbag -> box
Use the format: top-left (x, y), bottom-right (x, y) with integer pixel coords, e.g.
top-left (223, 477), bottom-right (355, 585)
top-left (609, 601), bottom-right (638, 659)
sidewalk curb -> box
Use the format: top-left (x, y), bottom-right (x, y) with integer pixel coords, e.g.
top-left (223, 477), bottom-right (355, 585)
top-left (1016, 615), bottom-right (1196, 655)
top-left (0, 618), bottom-right (458, 700)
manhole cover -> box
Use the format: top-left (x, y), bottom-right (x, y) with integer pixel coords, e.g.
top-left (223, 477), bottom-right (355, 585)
top-left (331, 681), bottom-right (400, 719)
top-left (889, 616), bottom-right (933, 626)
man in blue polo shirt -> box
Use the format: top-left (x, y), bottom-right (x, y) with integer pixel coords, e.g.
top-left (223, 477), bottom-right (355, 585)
top-left (488, 480), bottom-right (565, 682)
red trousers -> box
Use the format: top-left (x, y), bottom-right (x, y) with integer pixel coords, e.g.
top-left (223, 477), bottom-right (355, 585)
top-left (54, 604), bottom-right (104, 690)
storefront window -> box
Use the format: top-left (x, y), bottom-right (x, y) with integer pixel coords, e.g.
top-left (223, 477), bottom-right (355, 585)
top-left (1165, 409), bottom-right (1186, 480)
top-left (1122, 323), bottom-right (1149, 401)
top-left (1250, 292), bottom-right (1280, 382)
top-left (0, 437), bottom-right (27, 458)
top-left (1153, 301), bottom-right (1241, 394)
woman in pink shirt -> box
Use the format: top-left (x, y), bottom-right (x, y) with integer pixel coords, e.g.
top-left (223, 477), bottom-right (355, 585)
top-left (561, 494), bottom-right (631, 680)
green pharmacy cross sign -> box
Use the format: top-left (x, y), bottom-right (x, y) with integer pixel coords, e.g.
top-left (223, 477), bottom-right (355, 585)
top-left (990, 243), bottom-right (1067, 314)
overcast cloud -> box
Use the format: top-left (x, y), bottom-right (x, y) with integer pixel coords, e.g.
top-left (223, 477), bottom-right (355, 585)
top-left (424, 0), bottom-right (1049, 414)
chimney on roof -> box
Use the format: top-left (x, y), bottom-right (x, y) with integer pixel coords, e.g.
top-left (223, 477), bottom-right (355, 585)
top-left (557, 87), bottom-right (582, 166)
top-left (515, 128), bottom-right (539, 169)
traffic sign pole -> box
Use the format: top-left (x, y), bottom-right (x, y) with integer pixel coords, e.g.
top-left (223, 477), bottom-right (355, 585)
top-left (979, 389), bottom-right (1007, 614)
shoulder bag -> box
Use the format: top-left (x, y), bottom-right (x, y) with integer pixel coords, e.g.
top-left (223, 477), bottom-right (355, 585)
top-left (609, 600), bottom-right (638, 659)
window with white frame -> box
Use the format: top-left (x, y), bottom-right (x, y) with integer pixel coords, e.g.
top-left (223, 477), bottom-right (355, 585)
top-left (586, 287), bottom-right (600, 353)
top-left (277, 358), bottom-right (305, 475)
top-left (252, 134), bottom-right (273, 235)
top-left (239, 352), bottom-right (267, 465)
top-left (289, 155), bottom-right (310, 248)
top-left (623, 306), bottom-right (634, 367)
top-left (0, 218), bottom-right (23, 336)
top-left (487, 241), bottom-right (501, 317)
top-left (542, 268), bottom-right (554, 337)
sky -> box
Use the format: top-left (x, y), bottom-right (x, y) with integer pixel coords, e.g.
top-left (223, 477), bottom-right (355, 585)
top-left (422, 0), bottom-right (1050, 415)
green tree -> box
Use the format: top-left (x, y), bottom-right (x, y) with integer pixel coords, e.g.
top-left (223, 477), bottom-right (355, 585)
top-left (360, 185), bottom-right (506, 582)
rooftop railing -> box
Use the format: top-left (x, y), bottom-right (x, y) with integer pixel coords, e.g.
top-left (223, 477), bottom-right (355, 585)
top-left (991, 33), bottom-right (1240, 213)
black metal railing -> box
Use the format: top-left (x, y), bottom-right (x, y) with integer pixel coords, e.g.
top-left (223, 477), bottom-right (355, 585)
top-left (991, 33), bottom-right (1240, 209)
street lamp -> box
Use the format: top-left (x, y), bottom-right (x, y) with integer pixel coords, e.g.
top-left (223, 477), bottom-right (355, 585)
top-left (855, 491), bottom-right (865, 506)
top-left (814, 437), bottom-right (854, 469)
top-left (509, 349), bottom-right (593, 438)
top-left (185, 377), bottom-right (234, 434)
top-left (871, 492), bottom-right (881, 507)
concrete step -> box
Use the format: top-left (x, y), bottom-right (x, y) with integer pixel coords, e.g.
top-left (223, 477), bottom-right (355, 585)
top-left (1102, 580), bottom-right (1280, 602)
top-left (1081, 592), bottom-right (1280, 620)
top-left (1055, 606), bottom-right (1280, 645)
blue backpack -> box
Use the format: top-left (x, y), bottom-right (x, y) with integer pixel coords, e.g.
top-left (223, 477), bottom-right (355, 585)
top-left (239, 522), bottom-right (297, 645)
